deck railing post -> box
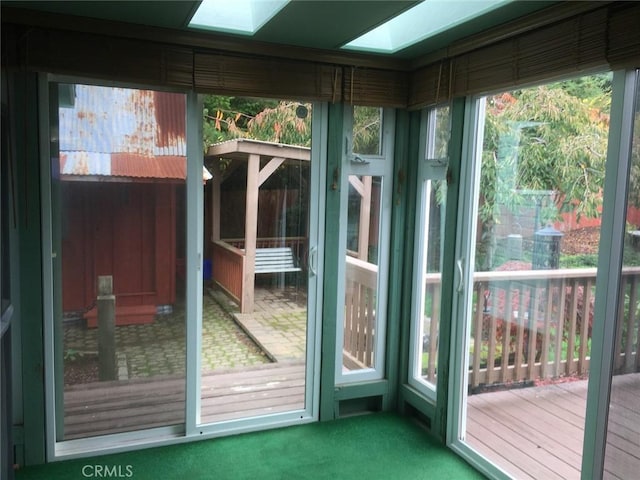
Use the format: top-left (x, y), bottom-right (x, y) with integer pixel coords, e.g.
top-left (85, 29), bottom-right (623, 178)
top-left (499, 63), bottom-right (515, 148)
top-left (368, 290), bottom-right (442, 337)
top-left (97, 275), bottom-right (117, 381)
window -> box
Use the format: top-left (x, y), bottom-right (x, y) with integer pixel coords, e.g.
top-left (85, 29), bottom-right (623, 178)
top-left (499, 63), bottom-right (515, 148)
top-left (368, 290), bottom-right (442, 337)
top-left (337, 106), bottom-right (394, 382)
top-left (410, 105), bottom-right (451, 398)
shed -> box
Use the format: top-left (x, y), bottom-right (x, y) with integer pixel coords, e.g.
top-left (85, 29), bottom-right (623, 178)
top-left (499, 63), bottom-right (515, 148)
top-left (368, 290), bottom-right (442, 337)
top-left (58, 85), bottom-right (195, 326)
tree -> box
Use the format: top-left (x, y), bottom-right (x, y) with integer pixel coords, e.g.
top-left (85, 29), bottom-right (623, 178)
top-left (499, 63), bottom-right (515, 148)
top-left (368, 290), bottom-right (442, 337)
top-left (477, 76), bottom-right (611, 269)
top-left (202, 95), bottom-right (310, 150)
top-left (352, 106), bottom-right (382, 154)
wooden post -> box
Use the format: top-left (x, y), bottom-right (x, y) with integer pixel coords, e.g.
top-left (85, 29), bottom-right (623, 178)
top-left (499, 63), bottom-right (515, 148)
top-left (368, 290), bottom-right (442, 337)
top-left (358, 175), bottom-right (372, 261)
top-left (242, 154), bottom-right (260, 313)
top-left (97, 275), bottom-right (117, 381)
top-left (212, 160), bottom-right (221, 242)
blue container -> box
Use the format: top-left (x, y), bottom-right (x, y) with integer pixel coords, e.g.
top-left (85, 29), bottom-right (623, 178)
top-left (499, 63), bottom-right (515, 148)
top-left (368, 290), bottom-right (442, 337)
top-left (203, 259), bottom-right (212, 280)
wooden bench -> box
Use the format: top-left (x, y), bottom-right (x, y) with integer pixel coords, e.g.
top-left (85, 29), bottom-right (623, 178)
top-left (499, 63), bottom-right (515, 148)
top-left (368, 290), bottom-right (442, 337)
top-left (254, 247), bottom-right (301, 274)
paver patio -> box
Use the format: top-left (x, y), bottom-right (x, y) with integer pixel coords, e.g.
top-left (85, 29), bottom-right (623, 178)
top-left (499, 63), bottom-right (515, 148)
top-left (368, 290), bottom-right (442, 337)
top-left (63, 286), bottom-right (306, 382)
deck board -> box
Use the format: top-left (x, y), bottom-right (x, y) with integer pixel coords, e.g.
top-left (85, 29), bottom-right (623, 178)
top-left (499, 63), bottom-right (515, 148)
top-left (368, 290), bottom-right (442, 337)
top-left (467, 373), bottom-right (640, 479)
top-left (63, 362), bottom-right (305, 440)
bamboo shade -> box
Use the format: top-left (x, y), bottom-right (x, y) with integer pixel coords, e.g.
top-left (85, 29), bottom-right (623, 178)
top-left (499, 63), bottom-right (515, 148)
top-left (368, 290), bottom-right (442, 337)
top-left (3, 1), bottom-right (640, 108)
top-left (3, 25), bottom-right (194, 89)
top-left (409, 6), bottom-right (624, 108)
top-left (193, 52), bottom-right (341, 102)
top-left (607, 3), bottom-right (640, 69)
top-left (341, 66), bottom-right (409, 108)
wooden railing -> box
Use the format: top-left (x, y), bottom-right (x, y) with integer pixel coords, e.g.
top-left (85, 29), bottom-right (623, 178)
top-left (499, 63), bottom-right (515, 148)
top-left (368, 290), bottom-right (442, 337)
top-left (420, 267), bottom-right (640, 391)
top-left (212, 237), bottom-right (307, 313)
top-left (211, 241), bottom-right (245, 306)
top-left (343, 256), bottom-right (378, 369)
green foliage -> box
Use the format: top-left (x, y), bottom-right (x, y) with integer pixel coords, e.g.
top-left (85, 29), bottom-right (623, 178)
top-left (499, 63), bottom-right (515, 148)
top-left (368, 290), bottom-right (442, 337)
top-left (64, 348), bottom-right (84, 362)
top-left (202, 95), bottom-right (309, 151)
top-left (550, 73), bottom-right (612, 109)
top-left (481, 83), bottom-right (610, 225)
top-left (627, 107), bottom-right (640, 208)
top-left (477, 76), bottom-right (611, 270)
top-left (559, 253), bottom-right (599, 268)
top-left (246, 101), bottom-right (312, 146)
top-left (353, 106), bottom-right (382, 154)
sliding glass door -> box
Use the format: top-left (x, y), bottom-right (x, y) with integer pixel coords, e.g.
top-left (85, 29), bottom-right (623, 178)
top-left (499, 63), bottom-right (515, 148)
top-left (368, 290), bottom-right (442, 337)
top-left (44, 84), bottom-right (324, 454)
top-left (198, 99), bottom-right (323, 427)
top-left (47, 83), bottom-right (188, 442)
top-left (451, 74), bottom-right (612, 479)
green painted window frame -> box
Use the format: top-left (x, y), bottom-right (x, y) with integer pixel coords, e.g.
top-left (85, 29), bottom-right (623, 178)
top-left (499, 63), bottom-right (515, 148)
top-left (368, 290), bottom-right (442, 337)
top-left (334, 106), bottom-right (395, 384)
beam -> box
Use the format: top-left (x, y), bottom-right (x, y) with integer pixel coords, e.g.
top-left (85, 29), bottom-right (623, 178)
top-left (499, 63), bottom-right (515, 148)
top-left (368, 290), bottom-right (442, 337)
top-left (258, 157), bottom-right (286, 187)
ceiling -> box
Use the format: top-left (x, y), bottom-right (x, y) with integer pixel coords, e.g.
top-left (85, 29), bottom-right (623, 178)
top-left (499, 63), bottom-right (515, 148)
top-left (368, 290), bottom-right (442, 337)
top-left (3, 1), bottom-right (557, 62)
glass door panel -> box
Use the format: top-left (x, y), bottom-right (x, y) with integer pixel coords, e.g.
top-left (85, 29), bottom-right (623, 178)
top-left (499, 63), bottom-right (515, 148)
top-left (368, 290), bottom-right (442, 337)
top-left (411, 106), bottom-right (450, 397)
top-left (201, 99), bottom-right (314, 424)
top-left (603, 70), bottom-right (640, 479)
top-left (52, 84), bottom-right (187, 440)
top-left (458, 75), bottom-right (611, 478)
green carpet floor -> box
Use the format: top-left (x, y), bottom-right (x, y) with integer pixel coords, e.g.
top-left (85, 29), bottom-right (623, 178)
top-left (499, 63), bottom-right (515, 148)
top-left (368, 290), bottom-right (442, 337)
top-left (16, 413), bottom-right (485, 480)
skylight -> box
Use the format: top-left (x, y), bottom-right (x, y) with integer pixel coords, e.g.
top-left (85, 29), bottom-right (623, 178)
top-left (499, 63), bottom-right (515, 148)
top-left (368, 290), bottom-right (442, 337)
top-left (343, 0), bottom-right (511, 54)
top-left (188, 0), bottom-right (289, 35)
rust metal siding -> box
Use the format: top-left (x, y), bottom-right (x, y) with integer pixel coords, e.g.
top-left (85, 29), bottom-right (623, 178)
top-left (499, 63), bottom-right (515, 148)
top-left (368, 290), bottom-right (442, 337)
top-left (58, 85), bottom-right (186, 180)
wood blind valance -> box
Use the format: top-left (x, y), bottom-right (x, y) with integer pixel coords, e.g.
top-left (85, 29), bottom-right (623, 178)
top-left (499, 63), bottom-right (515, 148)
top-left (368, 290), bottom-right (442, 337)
top-left (410, 2), bottom-right (640, 109)
top-left (2, 25), bottom-right (194, 90)
top-left (2, 1), bottom-right (639, 109)
top-left (2, 24), bottom-right (408, 107)
top-left (193, 52), bottom-right (340, 102)
top-left (606, 2), bottom-right (640, 70)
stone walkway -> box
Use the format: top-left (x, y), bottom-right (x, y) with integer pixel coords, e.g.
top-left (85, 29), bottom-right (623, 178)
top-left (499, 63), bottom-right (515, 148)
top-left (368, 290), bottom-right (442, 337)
top-left (63, 286), bottom-right (307, 380)
top-left (211, 286), bottom-right (307, 363)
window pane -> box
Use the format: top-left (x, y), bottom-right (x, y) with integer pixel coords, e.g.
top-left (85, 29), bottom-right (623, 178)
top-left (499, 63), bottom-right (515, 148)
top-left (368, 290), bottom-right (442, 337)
top-left (343, 175), bottom-right (383, 372)
top-left (203, 99), bottom-right (312, 423)
top-left (55, 84), bottom-right (187, 439)
top-left (463, 74), bottom-right (611, 478)
top-left (353, 106), bottom-right (382, 156)
top-left (413, 105), bottom-right (450, 393)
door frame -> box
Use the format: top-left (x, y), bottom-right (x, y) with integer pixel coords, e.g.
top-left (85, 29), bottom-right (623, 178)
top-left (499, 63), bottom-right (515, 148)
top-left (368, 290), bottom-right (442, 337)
top-left (447, 70), bottom-right (640, 480)
top-left (40, 76), bottom-right (326, 459)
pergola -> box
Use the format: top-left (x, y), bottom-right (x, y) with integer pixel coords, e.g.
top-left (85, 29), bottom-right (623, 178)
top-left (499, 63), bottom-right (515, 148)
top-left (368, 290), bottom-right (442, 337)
top-left (206, 138), bottom-right (376, 313)
top-left (206, 139), bottom-right (310, 313)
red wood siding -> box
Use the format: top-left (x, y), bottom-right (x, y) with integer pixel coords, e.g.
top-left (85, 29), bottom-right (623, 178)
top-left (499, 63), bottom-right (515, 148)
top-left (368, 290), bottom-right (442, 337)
top-left (61, 182), bottom-right (177, 315)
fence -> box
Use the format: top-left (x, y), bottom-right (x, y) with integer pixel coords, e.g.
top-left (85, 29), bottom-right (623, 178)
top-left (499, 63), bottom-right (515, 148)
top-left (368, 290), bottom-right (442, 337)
top-left (343, 256), bottom-right (378, 369)
top-left (419, 267), bottom-right (640, 390)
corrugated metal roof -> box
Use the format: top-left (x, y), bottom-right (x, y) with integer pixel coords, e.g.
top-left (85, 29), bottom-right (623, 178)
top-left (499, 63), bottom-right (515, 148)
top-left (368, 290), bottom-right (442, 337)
top-left (112, 153), bottom-right (186, 179)
top-left (59, 85), bottom-right (188, 180)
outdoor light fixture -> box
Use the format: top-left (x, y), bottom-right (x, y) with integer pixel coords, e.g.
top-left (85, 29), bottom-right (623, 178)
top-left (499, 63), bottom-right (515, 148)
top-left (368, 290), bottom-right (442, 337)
top-left (188, 0), bottom-right (290, 35)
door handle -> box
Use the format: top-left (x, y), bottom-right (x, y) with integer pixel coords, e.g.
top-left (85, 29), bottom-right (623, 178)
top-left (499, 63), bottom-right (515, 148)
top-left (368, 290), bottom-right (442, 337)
top-left (457, 258), bottom-right (465, 293)
top-left (309, 246), bottom-right (318, 276)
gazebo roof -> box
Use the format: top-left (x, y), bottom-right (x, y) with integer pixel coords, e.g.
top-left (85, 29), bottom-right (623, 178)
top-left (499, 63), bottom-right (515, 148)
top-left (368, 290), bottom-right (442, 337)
top-left (206, 138), bottom-right (310, 163)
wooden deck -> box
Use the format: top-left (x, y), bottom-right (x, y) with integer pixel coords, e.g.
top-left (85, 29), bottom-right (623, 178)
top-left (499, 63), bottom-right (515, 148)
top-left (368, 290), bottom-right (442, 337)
top-left (63, 362), bottom-right (305, 440)
top-left (466, 372), bottom-right (640, 479)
